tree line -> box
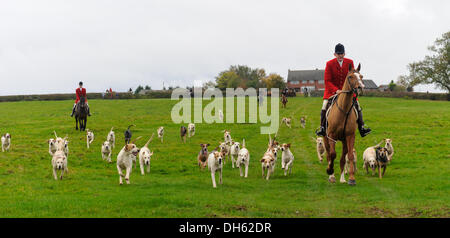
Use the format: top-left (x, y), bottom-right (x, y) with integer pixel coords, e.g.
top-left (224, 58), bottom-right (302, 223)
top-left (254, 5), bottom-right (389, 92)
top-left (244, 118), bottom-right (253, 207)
top-left (397, 31), bottom-right (449, 93)
top-left (205, 65), bottom-right (286, 90)
top-left (134, 65), bottom-right (286, 94)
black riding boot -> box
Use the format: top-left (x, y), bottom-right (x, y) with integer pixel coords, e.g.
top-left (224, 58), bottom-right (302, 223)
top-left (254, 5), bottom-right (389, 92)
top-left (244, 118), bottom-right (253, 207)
top-left (315, 110), bottom-right (327, 137)
top-left (357, 108), bottom-right (371, 137)
top-left (70, 105), bottom-right (76, 117)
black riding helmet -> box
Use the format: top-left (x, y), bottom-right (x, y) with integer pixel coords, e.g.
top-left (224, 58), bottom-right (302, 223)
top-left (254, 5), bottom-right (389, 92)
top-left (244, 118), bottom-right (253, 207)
top-left (335, 43), bottom-right (345, 54)
top-left (79, 81), bottom-right (83, 86)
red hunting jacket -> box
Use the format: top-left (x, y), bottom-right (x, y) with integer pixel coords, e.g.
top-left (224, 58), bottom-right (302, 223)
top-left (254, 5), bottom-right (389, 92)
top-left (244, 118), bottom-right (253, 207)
top-left (75, 87), bottom-right (87, 104)
top-left (323, 58), bottom-right (355, 99)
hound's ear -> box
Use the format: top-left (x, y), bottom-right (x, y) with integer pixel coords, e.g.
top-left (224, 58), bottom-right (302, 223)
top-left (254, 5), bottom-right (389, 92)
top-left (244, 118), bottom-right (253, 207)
top-left (260, 159), bottom-right (265, 163)
top-left (287, 143), bottom-right (291, 148)
top-left (206, 144), bottom-right (210, 147)
top-left (357, 63), bottom-right (361, 72)
top-left (200, 144), bottom-right (203, 147)
top-left (348, 64), bottom-right (353, 71)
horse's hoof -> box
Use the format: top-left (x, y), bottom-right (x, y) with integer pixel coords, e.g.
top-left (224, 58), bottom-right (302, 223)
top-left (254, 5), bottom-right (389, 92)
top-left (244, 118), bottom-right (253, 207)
top-left (348, 179), bottom-right (356, 186)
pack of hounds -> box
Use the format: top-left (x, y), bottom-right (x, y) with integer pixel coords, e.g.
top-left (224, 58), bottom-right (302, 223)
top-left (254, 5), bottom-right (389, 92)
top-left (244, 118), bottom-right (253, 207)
top-left (2, 120), bottom-right (394, 186)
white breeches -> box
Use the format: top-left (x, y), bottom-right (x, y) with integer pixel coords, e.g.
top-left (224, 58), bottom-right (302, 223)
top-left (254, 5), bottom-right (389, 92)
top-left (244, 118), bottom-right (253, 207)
top-left (321, 100), bottom-right (328, 110)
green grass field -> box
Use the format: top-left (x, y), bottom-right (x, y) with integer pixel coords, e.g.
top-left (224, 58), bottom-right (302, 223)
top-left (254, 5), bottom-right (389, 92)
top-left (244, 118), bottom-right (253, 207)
top-left (0, 97), bottom-right (448, 218)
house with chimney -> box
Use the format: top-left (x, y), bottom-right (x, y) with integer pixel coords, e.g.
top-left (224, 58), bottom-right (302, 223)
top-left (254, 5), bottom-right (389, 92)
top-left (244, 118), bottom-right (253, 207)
top-left (287, 68), bottom-right (378, 92)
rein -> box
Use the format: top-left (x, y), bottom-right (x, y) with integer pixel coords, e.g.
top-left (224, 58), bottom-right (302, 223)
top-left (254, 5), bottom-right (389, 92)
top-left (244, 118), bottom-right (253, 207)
top-left (326, 77), bottom-right (359, 142)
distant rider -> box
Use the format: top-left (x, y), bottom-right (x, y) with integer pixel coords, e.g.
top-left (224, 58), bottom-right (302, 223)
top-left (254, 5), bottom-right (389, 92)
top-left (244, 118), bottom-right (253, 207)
top-left (71, 81), bottom-right (91, 117)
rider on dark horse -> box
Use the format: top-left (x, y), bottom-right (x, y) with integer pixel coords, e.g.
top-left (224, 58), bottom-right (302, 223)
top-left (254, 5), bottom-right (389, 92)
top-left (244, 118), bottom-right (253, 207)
top-left (282, 87), bottom-right (288, 97)
top-left (71, 81), bottom-right (91, 117)
top-left (316, 43), bottom-right (371, 137)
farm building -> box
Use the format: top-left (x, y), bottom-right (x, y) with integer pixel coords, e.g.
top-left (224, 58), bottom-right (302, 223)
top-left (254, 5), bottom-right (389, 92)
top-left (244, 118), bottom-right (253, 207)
top-left (378, 84), bottom-right (390, 91)
top-left (361, 79), bottom-right (379, 91)
top-left (287, 69), bottom-right (325, 92)
top-left (287, 68), bottom-right (379, 92)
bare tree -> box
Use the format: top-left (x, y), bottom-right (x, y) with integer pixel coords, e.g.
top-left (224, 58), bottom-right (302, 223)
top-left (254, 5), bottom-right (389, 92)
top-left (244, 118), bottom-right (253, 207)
top-left (399, 31), bottom-right (449, 92)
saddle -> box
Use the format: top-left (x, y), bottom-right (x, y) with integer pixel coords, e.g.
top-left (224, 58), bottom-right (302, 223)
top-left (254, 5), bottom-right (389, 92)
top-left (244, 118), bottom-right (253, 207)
top-left (325, 94), bottom-right (358, 122)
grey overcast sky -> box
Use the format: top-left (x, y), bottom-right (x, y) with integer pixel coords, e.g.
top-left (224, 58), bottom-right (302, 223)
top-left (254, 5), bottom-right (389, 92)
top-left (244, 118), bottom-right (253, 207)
top-left (0, 0), bottom-right (448, 95)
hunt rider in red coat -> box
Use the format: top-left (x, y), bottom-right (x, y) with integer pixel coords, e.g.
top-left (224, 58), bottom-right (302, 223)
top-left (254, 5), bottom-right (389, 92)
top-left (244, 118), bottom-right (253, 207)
top-left (71, 81), bottom-right (91, 117)
top-left (316, 43), bottom-right (371, 137)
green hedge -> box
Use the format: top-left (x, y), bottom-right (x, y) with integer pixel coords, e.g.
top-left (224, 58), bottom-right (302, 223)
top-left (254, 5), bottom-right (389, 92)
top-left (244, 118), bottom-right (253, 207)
top-left (361, 91), bottom-right (449, 101)
top-left (0, 91), bottom-right (173, 102)
top-left (1, 90), bottom-right (448, 102)
top-left (307, 90), bottom-right (449, 101)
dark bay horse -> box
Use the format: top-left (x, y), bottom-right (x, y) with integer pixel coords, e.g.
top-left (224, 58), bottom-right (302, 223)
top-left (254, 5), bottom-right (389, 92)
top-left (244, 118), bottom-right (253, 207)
top-left (75, 97), bottom-right (88, 131)
top-left (324, 63), bottom-right (365, 186)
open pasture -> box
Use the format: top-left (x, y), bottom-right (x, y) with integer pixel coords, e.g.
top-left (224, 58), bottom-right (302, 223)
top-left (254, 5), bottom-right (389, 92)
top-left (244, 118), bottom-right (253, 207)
top-left (0, 97), bottom-right (448, 217)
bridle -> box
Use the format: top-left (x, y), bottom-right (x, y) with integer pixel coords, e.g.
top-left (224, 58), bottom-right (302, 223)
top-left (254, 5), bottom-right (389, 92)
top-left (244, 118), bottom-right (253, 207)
top-left (335, 73), bottom-right (361, 113)
top-left (327, 73), bottom-right (362, 142)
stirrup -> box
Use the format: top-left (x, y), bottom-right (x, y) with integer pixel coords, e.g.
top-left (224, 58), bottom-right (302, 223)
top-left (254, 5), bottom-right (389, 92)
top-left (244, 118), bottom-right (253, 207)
top-left (315, 127), bottom-right (326, 137)
top-left (359, 126), bottom-right (371, 137)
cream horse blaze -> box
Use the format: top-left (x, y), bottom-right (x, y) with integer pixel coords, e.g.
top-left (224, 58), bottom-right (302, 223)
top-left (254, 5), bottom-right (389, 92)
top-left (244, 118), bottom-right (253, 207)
top-left (324, 63), bottom-right (365, 186)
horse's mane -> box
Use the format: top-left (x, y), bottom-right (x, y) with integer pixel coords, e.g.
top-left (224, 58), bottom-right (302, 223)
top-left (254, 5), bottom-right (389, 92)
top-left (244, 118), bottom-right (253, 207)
top-left (79, 96), bottom-right (86, 106)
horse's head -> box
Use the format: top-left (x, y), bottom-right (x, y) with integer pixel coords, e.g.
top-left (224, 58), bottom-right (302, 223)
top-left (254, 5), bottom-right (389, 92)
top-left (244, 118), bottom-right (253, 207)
top-left (346, 63), bottom-right (365, 95)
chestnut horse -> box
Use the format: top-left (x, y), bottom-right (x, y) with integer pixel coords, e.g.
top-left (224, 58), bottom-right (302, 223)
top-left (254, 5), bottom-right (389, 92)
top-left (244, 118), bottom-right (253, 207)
top-left (281, 94), bottom-right (288, 108)
top-left (324, 63), bottom-right (365, 186)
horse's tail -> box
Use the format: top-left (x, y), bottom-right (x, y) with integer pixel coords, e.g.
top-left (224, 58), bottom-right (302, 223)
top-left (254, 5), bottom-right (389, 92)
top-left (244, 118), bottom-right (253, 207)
top-left (143, 133), bottom-right (155, 148)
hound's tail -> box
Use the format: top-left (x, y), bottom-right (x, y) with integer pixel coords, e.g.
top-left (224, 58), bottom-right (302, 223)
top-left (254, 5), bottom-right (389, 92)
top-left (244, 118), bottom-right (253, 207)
top-left (110, 127), bottom-right (114, 132)
top-left (143, 133), bottom-right (155, 148)
top-left (131, 136), bottom-right (142, 144)
top-left (127, 124), bottom-right (136, 130)
top-left (242, 139), bottom-right (246, 148)
top-left (374, 140), bottom-right (383, 148)
top-left (54, 131), bottom-right (58, 138)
